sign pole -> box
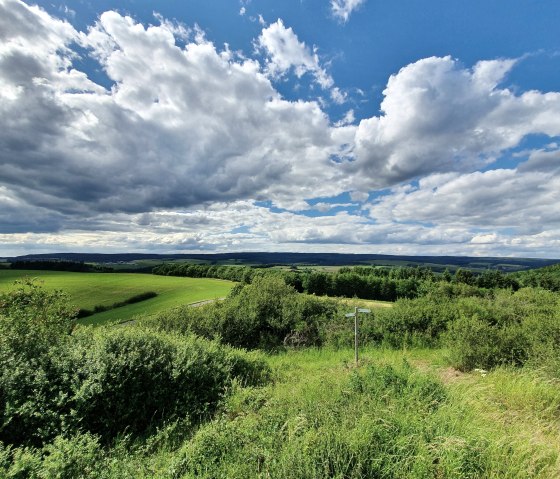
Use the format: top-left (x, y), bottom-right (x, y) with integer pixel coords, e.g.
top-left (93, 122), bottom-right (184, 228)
top-left (345, 308), bottom-right (371, 367)
top-left (354, 306), bottom-right (358, 365)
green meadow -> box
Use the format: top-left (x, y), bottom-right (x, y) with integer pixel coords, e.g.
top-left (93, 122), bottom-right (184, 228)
top-left (9, 346), bottom-right (555, 478)
top-left (0, 270), bottom-right (233, 325)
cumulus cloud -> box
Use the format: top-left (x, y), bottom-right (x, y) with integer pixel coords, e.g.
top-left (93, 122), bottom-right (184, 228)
top-left (1, 197), bottom-right (559, 258)
top-left (256, 19), bottom-right (334, 89)
top-left (2, 0), bottom-right (560, 257)
top-left (352, 56), bottom-right (560, 189)
top-left (0, 1), bottom-right (349, 226)
top-left (366, 158), bottom-right (560, 236)
top-left (331, 0), bottom-right (366, 23)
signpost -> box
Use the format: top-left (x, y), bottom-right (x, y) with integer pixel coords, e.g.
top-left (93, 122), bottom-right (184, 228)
top-left (345, 307), bottom-right (371, 365)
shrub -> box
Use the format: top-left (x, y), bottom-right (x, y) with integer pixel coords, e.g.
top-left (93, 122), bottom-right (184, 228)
top-left (0, 282), bottom-right (271, 447)
top-left (69, 328), bottom-right (178, 438)
top-left (0, 281), bottom-right (77, 446)
top-left (40, 433), bottom-right (103, 479)
top-left (322, 296), bottom-right (459, 349)
top-left (446, 289), bottom-right (560, 372)
top-left (68, 328), bottom-right (271, 440)
top-left (145, 276), bottom-right (337, 351)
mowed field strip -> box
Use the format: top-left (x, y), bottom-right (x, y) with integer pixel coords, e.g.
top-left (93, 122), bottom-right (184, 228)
top-left (0, 270), bottom-right (234, 325)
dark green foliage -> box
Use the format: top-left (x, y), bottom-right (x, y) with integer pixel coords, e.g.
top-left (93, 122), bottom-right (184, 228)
top-left (367, 296), bottom-right (459, 348)
top-left (446, 288), bottom-right (560, 372)
top-left (153, 260), bottom-right (540, 302)
top-left (145, 275), bottom-right (338, 351)
top-left (10, 260), bottom-right (113, 273)
top-left (419, 280), bottom-right (492, 299)
top-left (69, 329), bottom-right (177, 438)
top-left (0, 282), bottom-right (270, 448)
top-left (324, 296), bottom-right (459, 350)
top-left (76, 291), bottom-right (157, 318)
top-left (153, 263), bottom-right (255, 283)
top-left (65, 329), bottom-right (269, 439)
top-left (0, 279), bottom-right (76, 358)
top-left (154, 263), bottom-right (431, 301)
top-left (0, 281), bottom-right (77, 446)
top-left (513, 263), bottom-right (560, 292)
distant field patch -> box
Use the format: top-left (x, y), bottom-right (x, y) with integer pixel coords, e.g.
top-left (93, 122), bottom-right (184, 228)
top-left (0, 270), bottom-right (233, 325)
top-left (313, 293), bottom-right (393, 309)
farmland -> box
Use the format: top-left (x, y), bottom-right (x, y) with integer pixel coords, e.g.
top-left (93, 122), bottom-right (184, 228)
top-left (0, 270), bottom-right (234, 325)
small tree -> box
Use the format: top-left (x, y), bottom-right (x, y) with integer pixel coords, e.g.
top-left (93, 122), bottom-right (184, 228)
top-left (0, 279), bottom-right (76, 360)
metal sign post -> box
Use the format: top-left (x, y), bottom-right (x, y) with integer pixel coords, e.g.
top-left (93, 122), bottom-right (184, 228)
top-left (345, 307), bottom-right (371, 365)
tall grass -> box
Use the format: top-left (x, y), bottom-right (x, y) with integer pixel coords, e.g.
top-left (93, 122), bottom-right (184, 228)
top-left (3, 348), bottom-right (559, 477)
top-left (166, 348), bottom-right (558, 478)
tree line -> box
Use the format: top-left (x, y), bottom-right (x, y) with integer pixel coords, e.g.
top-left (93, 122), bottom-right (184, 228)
top-left (152, 263), bottom-right (547, 301)
top-left (10, 260), bottom-right (113, 273)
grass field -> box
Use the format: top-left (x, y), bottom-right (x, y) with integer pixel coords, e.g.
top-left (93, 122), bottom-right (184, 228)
top-left (84, 346), bottom-right (560, 477)
top-left (0, 270), bottom-right (234, 325)
top-left (331, 296), bottom-right (394, 309)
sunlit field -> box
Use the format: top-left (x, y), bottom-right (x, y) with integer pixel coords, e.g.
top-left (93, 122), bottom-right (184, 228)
top-left (0, 270), bottom-right (233, 325)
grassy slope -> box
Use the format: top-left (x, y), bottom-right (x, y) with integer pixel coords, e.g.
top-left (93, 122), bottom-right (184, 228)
top-left (96, 347), bottom-right (560, 478)
top-left (0, 270), bottom-right (233, 325)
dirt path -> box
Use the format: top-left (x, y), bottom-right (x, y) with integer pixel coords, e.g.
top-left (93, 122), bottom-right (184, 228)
top-left (117, 297), bottom-right (225, 325)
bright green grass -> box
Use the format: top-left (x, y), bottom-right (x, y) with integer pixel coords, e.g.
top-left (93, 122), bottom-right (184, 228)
top-left (110, 347), bottom-right (557, 478)
top-left (13, 346), bottom-right (558, 477)
top-left (0, 270), bottom-right (233, 325)
top-left (181, 348), bottom-right (560, 478)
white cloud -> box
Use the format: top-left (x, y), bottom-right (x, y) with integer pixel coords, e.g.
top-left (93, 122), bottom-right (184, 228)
top-left (331, 0), bottom-right (366, 23)
top-left (330, 86), bottom-right (346, 104)
top-left (366, 159), bottom-right (560, 235)
top-left (2, 1), bottom-right (560, 257)
top-left (0, 3), bottom-right (348, 224)
top-left (2, 197), bottom-right (560, 258)
top-left (256, 19), bottom-right (334, 89)
top-left (349, 190), bottom-right (368, 202)
top-left (353, 56), bottom-right (560, 189)
top-left (335, 109), bottom-right (355, 126)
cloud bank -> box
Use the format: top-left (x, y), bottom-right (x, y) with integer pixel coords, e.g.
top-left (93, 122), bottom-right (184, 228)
top-left (1, 0), bottom-right (560, 257)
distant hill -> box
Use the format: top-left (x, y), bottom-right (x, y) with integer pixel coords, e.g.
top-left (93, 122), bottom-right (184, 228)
top-left (3, 252), bottom-right (559, 272)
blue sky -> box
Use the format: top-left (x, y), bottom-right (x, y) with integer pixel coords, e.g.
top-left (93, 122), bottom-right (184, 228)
top-left (1, 0), bottom-right (560, 257)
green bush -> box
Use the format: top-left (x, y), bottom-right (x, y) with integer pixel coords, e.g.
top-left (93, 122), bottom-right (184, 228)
top-left (0, 281), bottom-right (77, 446)
top-left (67, 329), bottom-right (270, 441)
top-left (145, 275), bottom-right (338, 351)
top-left (69, 328), bottom-right (177, 438)
top-left (0, 444), bottom-right (41, 479)
top-left (323, 296), bottom-right (459, 349)
top-left (446, 289), bottom-right (560, 372)
top-left (0, 282), bottom-right (271, 447)
top-left (40, 433), bottom-right (103, 479)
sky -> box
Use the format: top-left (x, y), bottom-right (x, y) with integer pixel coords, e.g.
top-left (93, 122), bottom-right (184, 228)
top-left (1, 0), bottom-right (560, 258)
